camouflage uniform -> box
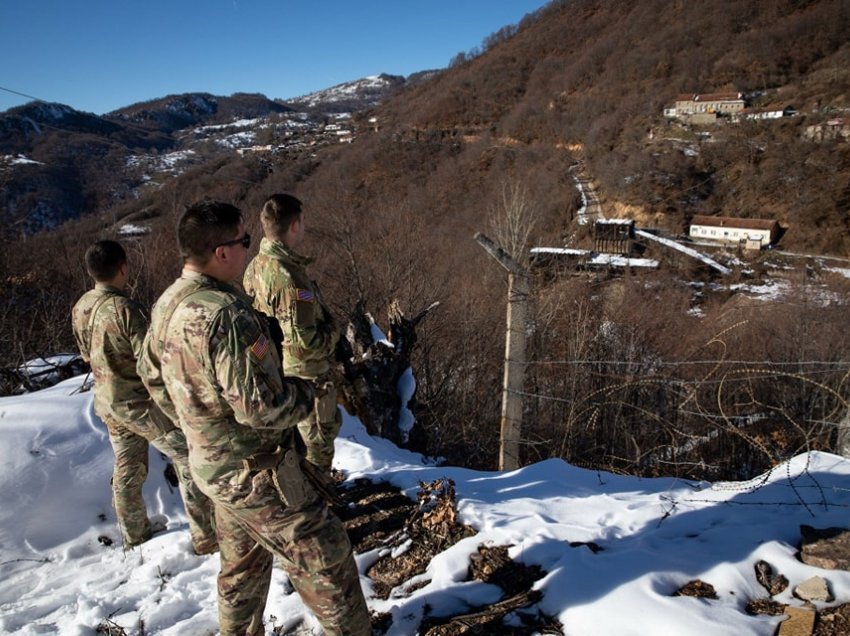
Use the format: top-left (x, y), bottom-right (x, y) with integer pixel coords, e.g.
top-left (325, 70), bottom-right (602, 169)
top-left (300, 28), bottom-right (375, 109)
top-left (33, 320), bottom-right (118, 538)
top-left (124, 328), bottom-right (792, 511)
top-left (244, 238), bottom-right (342, 474)
top-left (71, 285), bottom-right (216, 551)
top-left (138, 270), bottom-right (370, 636)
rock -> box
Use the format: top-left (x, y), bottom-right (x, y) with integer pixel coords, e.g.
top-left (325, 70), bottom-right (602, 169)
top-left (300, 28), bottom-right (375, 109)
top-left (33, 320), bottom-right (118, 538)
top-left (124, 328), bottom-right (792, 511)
top-left (799, 525), bottom-right (850, 570)
top-left (745, 598), bottom-right (786, 616)
top-left (777, 606), bottom-right (815, 636)
top-left (674, 579), bottom-right (718, 599)
top-left (755, 559), bottom-right (789, 596)
top-left (793, 576), bottom-right (834, 603)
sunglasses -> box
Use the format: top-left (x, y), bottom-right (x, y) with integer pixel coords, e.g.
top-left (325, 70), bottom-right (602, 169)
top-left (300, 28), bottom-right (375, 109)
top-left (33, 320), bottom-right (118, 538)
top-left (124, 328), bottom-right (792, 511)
top-left (215, 232), bottom-right (251, 251)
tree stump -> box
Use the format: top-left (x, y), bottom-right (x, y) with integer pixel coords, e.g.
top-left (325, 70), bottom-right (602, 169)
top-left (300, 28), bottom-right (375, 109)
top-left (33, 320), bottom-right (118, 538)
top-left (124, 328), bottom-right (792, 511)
top-left (336, 299), bottom-right (437, 447)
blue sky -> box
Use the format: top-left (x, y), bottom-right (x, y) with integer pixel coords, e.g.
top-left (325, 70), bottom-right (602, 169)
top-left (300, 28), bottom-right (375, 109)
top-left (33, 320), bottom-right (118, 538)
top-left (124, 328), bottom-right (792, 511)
top-left (0, 0), bottom-right (549, 115)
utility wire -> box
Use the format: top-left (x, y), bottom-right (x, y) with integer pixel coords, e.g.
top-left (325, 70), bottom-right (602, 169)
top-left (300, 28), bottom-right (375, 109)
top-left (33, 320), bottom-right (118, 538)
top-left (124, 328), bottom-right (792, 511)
top-left (0, 82), bottom-right (275, 189)
top-left (0, 85), bottom-right (44, 104)
top-left (0, 83), bottom-right (185, 138)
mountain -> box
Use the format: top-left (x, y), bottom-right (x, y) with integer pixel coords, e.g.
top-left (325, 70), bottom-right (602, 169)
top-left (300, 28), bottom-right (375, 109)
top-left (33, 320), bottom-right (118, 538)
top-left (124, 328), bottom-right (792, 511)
top-left (0, 76), bottom-right (413, 235)
top-left (3, 0), bottom-right (849, 483)
top-left (282, 71), bottom-right (439, 113)
top-left (372, 0), bottom-right (850, 254)
top-left (105, 92), bottom-right (293, 134)
top-left (0, 102), bottom-right (124, 148)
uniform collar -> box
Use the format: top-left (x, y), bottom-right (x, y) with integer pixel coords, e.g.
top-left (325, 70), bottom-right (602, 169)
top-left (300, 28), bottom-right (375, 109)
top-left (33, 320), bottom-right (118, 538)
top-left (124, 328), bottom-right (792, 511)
top-left (94, 283), bottom-right (126, 295)
top-left (181, 267), bottom-right (249, 299)
top-left (259, 237), bottom-right (314, 267)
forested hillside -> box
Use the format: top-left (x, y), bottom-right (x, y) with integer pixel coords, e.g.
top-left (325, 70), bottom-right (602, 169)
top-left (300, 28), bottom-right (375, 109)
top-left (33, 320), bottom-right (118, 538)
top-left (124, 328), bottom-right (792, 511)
top-left (2, 0), bottom-right (849, 481)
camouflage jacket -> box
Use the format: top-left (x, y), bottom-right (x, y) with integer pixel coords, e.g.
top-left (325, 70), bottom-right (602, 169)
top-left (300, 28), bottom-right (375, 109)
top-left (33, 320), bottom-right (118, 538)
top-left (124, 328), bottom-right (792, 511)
top-left (71, 285), bottom-right (169, 437)
top-left (137, 270), bottom-right (311, 500)
top-left (243, 238), bottom-right (339, 380)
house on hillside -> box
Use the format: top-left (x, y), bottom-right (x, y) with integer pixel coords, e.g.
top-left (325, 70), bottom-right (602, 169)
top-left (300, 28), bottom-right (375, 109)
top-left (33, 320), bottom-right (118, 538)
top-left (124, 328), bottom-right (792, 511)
top-left (804, 117), bottom-right (850, 142)
top-left (689, 215), bottom-right (780, 250)
top-left (665, 92), bottom-right (746, 123)
top-left (734, 106), bottom-right (796, 122)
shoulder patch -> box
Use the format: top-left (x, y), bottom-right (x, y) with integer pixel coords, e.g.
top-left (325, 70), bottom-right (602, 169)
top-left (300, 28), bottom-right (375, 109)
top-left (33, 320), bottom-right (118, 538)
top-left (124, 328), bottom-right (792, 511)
top-left (249, 333), bottom-right (270, 360)
top-left (296, 288), bottom-right (315, 302)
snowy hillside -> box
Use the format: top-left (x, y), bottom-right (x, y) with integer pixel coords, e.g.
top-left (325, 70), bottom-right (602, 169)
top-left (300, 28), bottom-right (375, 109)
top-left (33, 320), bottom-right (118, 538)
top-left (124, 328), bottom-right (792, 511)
top-left (283, 74), bottom-right (407, 112)
top-left (2, 374), bottom-right (850, 635)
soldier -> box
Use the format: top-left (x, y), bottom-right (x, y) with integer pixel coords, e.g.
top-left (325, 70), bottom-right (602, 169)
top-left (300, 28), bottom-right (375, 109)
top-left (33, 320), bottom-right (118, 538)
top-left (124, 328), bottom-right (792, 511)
top-left (137, 201), bottom-right (370, 636)
top-left (244, 193), bottom-right (342, 475)
top-left (71, 240), bottom-right (216, 553)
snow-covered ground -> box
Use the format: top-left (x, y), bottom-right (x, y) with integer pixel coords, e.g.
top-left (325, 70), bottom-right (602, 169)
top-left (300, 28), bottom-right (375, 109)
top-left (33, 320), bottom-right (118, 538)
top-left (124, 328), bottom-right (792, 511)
top-left (2, 374), bottom-right (850, 635)
top-left (635, 229), bottom-right (732, 275)
top-left (531, 247), bottom-right (659, 269)
top-left (288, 75), bottom-right (395, 109)
top-left (126, 150), bottom-right (198, 177)
top-left (1, 154), bottom-right (43, 166)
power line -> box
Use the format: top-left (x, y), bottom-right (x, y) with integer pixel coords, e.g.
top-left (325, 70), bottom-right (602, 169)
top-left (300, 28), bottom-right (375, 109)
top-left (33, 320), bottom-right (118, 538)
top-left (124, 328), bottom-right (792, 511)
top-left (0, 82), bottom-right (275, 189)
top-left (0, 85), bottom-right (44, 104)
top-left (0, 83), bottom-right (168, 138)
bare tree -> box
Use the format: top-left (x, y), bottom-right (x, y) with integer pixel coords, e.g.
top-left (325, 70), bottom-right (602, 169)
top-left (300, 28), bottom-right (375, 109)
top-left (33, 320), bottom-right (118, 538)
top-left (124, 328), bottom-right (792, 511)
top-left (487, 181), bottom-right (537, 267)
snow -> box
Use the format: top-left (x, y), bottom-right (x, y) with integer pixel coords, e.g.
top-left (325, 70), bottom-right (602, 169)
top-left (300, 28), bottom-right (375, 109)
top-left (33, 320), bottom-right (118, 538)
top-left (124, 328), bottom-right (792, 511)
top-left (2, 154), bottom-right (43, 166)
top-left (729, 279), bottom-right (792, 302)
top-left (531, 247), bottom-right (587, 256)
top-left (3, 374), bottom-right (850, 635)
top-left (195, 118), bottom-right (263, 132)
top-left (288, 76), bottom-right (394, 108)
top-left (570, 172), bottom-right (589, 225)
top-left (530, 247), bottom-right (659, 268)
top-left (396, 368), bottom-right (416, 443)
top-left (127, 149), bottom-right (197, 176)
top-left (214, 131), bottom-right (257, 148)
top-left (635, 229), bottom-right (732, 275)
top-left (118, 224), bottom-right (151, 236)
top-left (827, 266), bottom-right (850, 280)
top-left (588, 253), bottom-right (658, 268)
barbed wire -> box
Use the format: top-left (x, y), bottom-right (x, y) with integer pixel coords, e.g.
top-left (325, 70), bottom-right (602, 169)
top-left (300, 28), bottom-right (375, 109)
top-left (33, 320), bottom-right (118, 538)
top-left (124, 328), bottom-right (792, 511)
top-left (526, 359), bottom-right (850, 367)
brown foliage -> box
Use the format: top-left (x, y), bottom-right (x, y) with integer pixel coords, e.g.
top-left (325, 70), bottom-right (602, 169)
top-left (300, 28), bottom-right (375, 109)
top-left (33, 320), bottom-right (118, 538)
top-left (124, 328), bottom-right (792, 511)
top-left (3, 0), bottom-right (849, 484)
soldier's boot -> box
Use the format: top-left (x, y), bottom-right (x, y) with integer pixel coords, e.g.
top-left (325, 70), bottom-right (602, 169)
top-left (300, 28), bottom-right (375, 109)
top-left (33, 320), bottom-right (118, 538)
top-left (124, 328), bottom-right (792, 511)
top-left (125, 515), bottom-right (168, 548)
top-left (150, 515), bottom-right (169, 536)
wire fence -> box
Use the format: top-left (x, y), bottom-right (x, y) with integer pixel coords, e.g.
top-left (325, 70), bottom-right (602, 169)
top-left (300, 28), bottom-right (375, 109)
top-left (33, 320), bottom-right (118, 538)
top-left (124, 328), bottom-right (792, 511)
top-left (512, 352), bottom-right (849, 482)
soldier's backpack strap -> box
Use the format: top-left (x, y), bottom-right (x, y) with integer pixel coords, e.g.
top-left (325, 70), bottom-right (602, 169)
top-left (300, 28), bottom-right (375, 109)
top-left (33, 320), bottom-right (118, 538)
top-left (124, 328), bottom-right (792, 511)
top-left (150, 285), bottom-right (206, 357)
top-left (82, 290), bottom-right (120, 356)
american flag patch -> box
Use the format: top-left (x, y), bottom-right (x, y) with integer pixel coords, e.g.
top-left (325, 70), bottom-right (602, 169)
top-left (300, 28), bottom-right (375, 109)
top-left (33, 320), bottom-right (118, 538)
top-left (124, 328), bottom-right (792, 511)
top-left (249, 334), bottom-right (270, 360)
top-left (296, 288), bottom-right (315, 302)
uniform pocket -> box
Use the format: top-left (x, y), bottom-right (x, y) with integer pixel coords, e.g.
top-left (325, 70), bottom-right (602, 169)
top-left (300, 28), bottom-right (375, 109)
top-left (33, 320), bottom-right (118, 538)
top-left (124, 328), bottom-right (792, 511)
top-left (241, 469), bottom-right (276, 507)
top-left (288, 513), bottom-right (351, 572)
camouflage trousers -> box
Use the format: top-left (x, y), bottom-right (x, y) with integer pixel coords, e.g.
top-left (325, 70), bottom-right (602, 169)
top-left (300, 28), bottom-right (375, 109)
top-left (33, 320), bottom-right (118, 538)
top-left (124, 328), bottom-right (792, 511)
top-left (105, 418), bottom-right (216, 552)
top-left (213, 474), bottom-right (370, 636)
top-left (297, 381), bottom-right (342, 475)
top-left (152, 428), bottom-right (217, 553)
